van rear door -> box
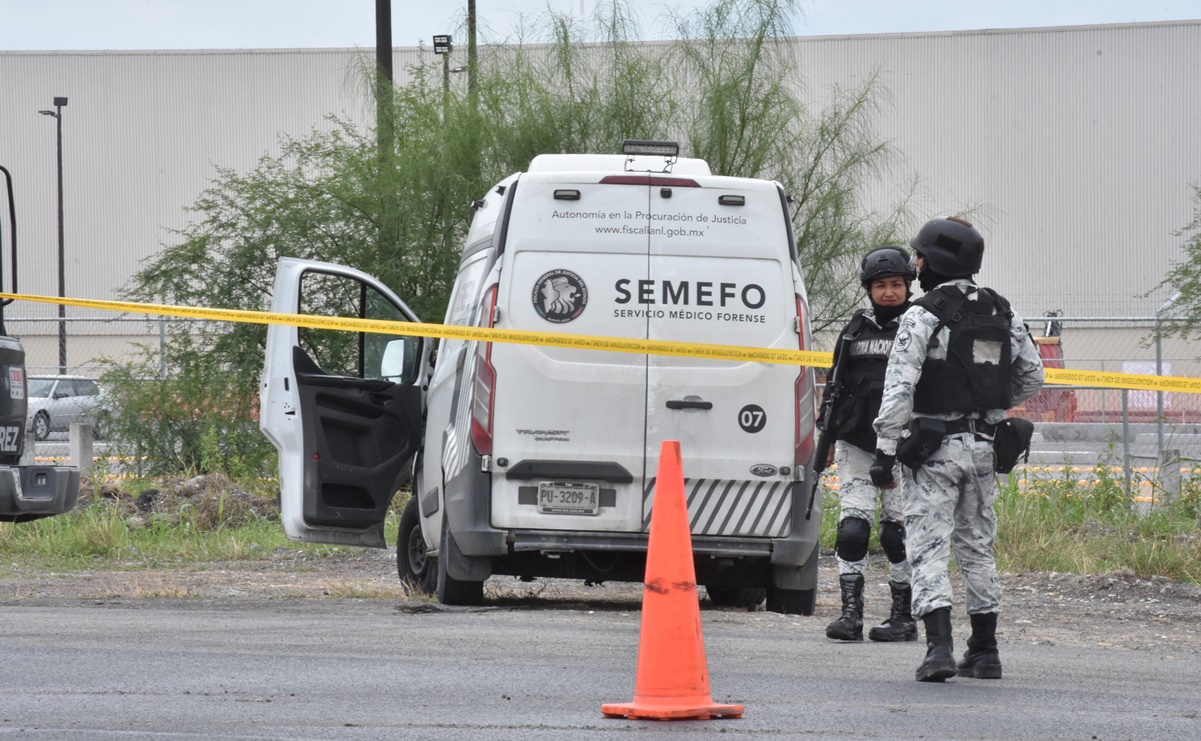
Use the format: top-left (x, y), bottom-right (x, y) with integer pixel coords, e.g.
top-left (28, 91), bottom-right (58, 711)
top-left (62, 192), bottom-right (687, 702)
top-left (487, 172), bottom-right (652, 532)
top-left (260, 257), bottom-right (428, 547)
top-left (644, 177), bottom-right (802, 538)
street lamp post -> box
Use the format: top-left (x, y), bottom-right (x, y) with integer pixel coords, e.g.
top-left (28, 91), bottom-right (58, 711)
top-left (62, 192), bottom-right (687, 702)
top-left (433, 35), bottom-right (453, 120)
top-left (38, 96), bottom-right (68, 374)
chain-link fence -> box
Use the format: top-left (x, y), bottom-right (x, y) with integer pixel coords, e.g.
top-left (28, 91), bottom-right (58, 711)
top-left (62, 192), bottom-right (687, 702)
top-left (7, 315), bottom-right (201, 472)
top-left (6, 315), bottom-right (180, 377)
top-left (8, 312), bottom-right (1201, 499)
top-left (815, 313), bottom-right (1201, 505)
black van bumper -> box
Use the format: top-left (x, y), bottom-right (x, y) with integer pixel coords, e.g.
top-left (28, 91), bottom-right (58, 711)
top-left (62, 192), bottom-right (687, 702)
top-left (444, 456), bottom-right (821, 590)
top-left (0, 465), bottom-right (81, 522)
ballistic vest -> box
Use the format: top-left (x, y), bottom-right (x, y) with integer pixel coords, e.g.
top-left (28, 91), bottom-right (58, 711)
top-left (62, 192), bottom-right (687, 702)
top-left (912, 285), bottom-right (1014, 414)
top-left (831, 310), bottom-right (902, 452)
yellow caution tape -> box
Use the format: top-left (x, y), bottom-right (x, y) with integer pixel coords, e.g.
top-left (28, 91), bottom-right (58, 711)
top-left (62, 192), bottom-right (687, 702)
top-left (0, 292), bottom-right (831, 367)
top-left (1043, 367), bottom-right (1201, 394)
top-left (5, 291), bottom-right (1201, 394)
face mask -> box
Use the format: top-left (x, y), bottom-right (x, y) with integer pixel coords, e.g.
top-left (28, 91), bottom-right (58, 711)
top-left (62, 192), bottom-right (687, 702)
top-left (919, 266), bottom-right (949, 292)
top-left (872, 300), bottom-right (909, 324)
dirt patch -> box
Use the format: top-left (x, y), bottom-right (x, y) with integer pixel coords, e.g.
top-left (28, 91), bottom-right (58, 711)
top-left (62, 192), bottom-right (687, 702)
top-left (4, 475), bottom-right (1198, 649)
top-left (3, 547), bottom-right (1199, 652)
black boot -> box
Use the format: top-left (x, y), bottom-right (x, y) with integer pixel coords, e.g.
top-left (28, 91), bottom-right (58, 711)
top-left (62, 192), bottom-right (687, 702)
top-left (957, 612), bottom-right (1003, 679)
top-left (915, 607), bottom-right (957, 682)
top-left (825, 574), bottom-right (864, 641)
top-left (868, 580), bottom-right (918, 642)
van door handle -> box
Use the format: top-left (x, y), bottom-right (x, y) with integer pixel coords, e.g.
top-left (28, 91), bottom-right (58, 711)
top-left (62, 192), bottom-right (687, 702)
top-left (666, 399), bottom-right (712, 410)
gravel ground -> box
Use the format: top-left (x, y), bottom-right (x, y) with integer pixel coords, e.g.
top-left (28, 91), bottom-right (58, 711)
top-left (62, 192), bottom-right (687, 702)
top-left (3, 548), bottom-right (1199, 653)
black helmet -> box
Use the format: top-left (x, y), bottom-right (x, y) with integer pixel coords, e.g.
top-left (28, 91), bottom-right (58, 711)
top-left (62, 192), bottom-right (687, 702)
top-left (859, 245), bottom-right (917, 290)
top-left (909, 216), bottom-right (984, 278)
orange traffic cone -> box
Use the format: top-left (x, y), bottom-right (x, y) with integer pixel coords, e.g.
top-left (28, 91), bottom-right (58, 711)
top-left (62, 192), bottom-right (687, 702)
top-left (602, 440), bottom-right (744, 721)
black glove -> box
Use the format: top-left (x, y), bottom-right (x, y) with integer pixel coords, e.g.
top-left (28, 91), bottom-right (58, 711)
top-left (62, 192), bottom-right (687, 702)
top-left (869, 450), bottom-right (896, 487)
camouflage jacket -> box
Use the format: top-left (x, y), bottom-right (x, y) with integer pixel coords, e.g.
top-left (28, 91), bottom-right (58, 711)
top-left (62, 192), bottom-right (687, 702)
top-left (872, 279), bottom-right (1046, 456)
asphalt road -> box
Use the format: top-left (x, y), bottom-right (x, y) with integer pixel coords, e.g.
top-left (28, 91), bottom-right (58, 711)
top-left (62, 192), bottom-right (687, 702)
top-left (1, 598), bottom-right (1198, 740)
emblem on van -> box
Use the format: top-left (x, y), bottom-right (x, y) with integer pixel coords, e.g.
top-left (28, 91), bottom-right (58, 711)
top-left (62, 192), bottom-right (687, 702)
top-left (750, 464), bottom-right (778, 477)
top-left (533, 269), bottom-right (588, 323)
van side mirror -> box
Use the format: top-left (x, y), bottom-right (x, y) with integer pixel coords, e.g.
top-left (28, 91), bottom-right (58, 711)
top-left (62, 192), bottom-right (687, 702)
top-left (380, 338), bottom-right (415, 382)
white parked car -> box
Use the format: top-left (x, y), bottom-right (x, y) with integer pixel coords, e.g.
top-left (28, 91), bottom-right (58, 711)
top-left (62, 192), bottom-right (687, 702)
top-left (261, 141), bottom-right (822, 613)
top-left (26, 375), bottom-right (101, 440)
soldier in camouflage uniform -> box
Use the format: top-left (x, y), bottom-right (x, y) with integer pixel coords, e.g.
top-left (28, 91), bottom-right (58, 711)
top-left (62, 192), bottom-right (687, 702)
top-left (821, 247), bottom-right (918, 643)
top-left (870, 217), bottom-right (1044, 682)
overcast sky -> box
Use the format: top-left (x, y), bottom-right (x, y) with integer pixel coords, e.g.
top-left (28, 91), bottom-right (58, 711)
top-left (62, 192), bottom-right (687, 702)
top-left (1, 0), bottom-right (1199, 51)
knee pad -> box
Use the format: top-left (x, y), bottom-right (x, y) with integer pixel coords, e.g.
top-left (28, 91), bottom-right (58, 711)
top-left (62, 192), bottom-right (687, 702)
top-left (836, 517), bottom-right (871, 563)
top-left (880, 520), bottom-right (907, 564)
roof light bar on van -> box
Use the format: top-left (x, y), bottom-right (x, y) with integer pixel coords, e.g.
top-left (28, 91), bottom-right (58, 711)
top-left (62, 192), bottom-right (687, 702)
top-left (599, 175), bottom-right (700, 187)
top-left (621, 139), bottom-right (680, 157)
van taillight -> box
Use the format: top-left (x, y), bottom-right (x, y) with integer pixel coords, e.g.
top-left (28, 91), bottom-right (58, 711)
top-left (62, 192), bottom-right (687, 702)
top-left (794, 294), bottom-right (815, 466)
top-left (469, 285), bottom-right (499, 456)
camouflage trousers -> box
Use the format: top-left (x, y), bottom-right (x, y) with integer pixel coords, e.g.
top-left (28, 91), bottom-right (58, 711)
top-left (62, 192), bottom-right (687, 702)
top-left (834, 441), bottom-right (910, 583)
top-left (904, 432), bottom-right (1002, 618)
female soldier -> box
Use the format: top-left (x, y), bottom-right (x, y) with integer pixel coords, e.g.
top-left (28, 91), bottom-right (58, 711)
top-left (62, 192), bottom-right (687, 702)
top-left (821, 246), bottom-right (918, 642)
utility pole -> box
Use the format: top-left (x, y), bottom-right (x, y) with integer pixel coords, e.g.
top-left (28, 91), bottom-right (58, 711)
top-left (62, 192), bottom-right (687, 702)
top-left (467, 0), bottom-right (477, 104)
top-left (375, 0), bottom-right (394, 159)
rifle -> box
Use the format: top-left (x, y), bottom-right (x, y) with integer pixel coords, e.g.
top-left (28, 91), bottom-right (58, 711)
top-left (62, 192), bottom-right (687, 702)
top-left (805, 325), bottom-right (852, 520)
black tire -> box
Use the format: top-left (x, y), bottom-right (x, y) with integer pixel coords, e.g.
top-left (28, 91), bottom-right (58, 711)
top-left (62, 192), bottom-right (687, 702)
top-left (33, 412), bottom-right (50, 441)
top-left (436, 516), bottom-right (484, 606)
top-left (704, 585), bottom-right (766, 608)
top-left (766, 585), bottom-right (817, 616)
top-left (397, 496), bottom-right (435, 595)
top-left (766, 540), bottom-right (820, 615)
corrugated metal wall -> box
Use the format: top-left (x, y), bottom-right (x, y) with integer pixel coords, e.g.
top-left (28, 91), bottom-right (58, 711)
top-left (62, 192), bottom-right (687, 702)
top-left (0, 46), bottom-right (425, 322)
top-left (0, 22), bottom-right (1198, 326)
top-left (784, 22), bottom-right (1201, 318)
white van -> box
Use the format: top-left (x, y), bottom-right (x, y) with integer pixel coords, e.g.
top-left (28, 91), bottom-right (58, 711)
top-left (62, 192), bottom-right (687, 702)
top-left (260, 141), bottom-right (822, 613)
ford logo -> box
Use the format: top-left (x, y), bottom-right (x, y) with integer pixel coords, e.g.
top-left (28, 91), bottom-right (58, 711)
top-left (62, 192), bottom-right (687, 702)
top-left (750, 464), bottom-right (777, 477)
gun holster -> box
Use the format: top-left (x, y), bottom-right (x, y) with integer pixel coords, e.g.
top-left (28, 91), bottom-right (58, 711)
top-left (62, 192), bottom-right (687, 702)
top-left (896, 417), bottom-right (946, 470)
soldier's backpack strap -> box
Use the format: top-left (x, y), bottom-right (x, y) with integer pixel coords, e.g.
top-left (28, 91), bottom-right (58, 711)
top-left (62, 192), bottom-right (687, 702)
top-left (914, 286), bottom-right (968, 350)
top-left (983, 288), bottom-right (1014, 321)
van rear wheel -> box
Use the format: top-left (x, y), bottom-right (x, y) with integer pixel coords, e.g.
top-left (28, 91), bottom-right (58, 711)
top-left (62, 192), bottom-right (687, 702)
top-left (766, 585), bottom-right (816, 615)
top-left (704, 585), bottom-right (766, 608)
top-left (436, 517), bottom-right (484, 606)
top-left (766, 543), bottom-right (819, 615)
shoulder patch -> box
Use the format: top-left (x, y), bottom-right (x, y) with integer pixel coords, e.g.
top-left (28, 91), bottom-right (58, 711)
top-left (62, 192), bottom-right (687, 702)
top-left (894, 329), bottom-right (912, 352)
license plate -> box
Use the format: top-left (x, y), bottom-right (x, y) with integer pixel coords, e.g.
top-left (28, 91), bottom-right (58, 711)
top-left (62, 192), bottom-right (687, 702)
top-left (537, 481), bottom-right (600, 515)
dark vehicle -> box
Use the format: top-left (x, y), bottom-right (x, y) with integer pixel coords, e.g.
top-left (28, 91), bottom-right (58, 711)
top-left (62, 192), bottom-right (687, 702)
top-left (0, 165), bottom-right (80, 521)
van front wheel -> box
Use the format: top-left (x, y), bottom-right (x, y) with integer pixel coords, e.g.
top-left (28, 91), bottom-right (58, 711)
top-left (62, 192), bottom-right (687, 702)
top-left (436, 517), bottom-right (484, 606)
top-left (397, 496), bottom-right (435, 595)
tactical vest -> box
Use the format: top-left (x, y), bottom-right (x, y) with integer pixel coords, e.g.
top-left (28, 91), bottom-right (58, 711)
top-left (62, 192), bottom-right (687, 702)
top-left (830, 310), bottom-right (901, 452)
top-left (912, 285), bottom-right (1014, 415)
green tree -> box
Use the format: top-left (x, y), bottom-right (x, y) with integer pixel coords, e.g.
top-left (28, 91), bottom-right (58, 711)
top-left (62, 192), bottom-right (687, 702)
top-left (1150, 184), bottom-right (1201, 340)
top-left (108, 0), bottom-right (907, 475)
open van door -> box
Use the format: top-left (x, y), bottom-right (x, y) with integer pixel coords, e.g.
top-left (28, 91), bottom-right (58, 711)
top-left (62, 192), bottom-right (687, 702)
top-left (260, 257), bottom-right (429, 547)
